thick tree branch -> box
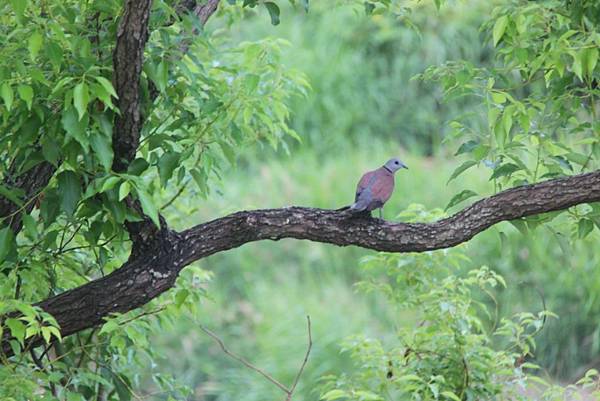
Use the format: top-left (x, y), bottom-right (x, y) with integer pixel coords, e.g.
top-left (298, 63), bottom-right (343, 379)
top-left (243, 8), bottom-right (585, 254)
top-left (111, 0), bottom-right (153, 173)
top-left (194, 0), bottom-right (221, 26)
top-left (3, 169), bottom-right (600, 357)
top-left (111, 0), bottom-right (221, 252)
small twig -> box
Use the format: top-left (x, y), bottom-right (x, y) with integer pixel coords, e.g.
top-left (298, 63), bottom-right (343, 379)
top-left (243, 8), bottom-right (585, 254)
top-left (286, 316), bottom-right (313, 401)
top-left (116, 305), bottom-right (167, 327)
top-left (199, 315), bottom-right (313, 401)
top-left (160, 179), bottom-right (190, 210)
top-left (30, 348), bottom-right (58, 397)
top-left (57, 234), bottom-right (119, 255)
top-left (76, 328), bottom-right (97, 369)
top-left (199, 324), bottom-right (290, 393)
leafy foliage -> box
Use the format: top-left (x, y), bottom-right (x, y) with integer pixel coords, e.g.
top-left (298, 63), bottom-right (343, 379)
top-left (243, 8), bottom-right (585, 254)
top-left (0, 0), bottom-right (305, 399)
top-left (420, 0), bottom-right (599, 198)
top-left (318, 207), bottom-right (589, 401)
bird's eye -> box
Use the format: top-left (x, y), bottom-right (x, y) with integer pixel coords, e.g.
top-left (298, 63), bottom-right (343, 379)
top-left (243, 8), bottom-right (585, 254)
top-left (395, 161), bottom-right (399, 164)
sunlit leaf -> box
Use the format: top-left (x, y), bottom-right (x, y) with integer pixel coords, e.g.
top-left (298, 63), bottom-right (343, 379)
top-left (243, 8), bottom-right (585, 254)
top-left (137, 188), bottom-right (160, 227)
top-left (57, 171), bottom-right (82, 216)
top-left (445, 189), bottom-right (478, 211)
top-left (28, 31), bottom-right (43, 60)
top-left (158, 152), bottom-right (181, 187)
top-left (62, 108), bottom-right (89, 150)
top-left (0, 227), bottom-right (16, 263)
top-left (73, 82), bottom-right (90, 120)
top-left (17, 84), bottom-right (33, 110)
top-left (493, 15), bottom-right (508, 46)
top-left (0, 83), bottom-right (13, 110)
top-left (447, 160), bottom-right (477, 183)
top-left (90, 133), bottom-right (114, 171)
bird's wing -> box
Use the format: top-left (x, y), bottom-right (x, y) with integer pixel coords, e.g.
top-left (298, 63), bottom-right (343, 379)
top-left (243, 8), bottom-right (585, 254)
top-left (371, 172), bottom-right (395, 204)
top-left (355, 171), bottom-right (376, 201)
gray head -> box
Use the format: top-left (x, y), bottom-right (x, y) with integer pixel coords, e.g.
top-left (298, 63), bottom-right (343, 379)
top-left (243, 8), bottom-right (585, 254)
top-left (383, 157), bottom-right (408, 173)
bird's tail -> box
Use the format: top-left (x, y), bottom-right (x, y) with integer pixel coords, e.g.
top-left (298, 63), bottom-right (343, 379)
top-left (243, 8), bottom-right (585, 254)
top-left (335, 201), bottom-right (368, 213)
top-left (349, 199), bottom-right (368, 213)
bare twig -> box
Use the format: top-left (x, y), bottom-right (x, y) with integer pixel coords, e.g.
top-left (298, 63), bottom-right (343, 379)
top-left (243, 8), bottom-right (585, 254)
top-left (117, 305), bottom-right (167, 326)
top-left (160, 179), bottom-right (191, 210)
top-left (199, 324), bottom-right (289, 393)
top-left (199, 315), bottom-right (313, 400)
top-left (286, 316), bottom-right (313, 401)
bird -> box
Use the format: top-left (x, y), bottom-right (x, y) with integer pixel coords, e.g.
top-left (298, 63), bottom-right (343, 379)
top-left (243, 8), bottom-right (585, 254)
top-left (349, 157), bottom-right (408, 218)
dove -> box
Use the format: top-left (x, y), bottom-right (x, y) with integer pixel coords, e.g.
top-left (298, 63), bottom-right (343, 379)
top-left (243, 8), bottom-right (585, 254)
top-left (350, 157), bottom-right (408, 218)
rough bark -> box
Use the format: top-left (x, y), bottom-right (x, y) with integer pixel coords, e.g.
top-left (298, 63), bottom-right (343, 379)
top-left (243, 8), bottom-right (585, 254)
top-left (111, 0), bottom-right (222, 252)
top-left (111, 0), bottom-right (153, 173)
top-left (194, 0), bottom-right (221, 25)
top-left (0, 0), bottom-right (223, 357)
top-left (2, 169), bottom-right (599, 356)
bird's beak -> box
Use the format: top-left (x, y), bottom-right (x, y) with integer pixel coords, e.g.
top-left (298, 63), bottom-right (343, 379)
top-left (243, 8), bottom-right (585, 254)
top-left (402, 163), bottom-right (408, 170)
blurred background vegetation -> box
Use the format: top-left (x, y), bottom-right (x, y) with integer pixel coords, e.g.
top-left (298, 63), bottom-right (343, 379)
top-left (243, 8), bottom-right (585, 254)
top-left (139, 1), bottom-right (600, 399)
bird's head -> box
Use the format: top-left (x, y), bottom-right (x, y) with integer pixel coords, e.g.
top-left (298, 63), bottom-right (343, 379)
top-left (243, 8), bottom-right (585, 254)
top-left (384, 157), bottom-right (408, 173)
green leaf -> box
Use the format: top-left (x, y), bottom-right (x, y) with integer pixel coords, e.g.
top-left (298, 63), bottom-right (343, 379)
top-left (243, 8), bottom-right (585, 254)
top-left (264, 2), bottom-right (280, 25)
top-left (155, 60), bottom-right (168, 92)
top-left (101, 176), bottom-right (121, 193)
top-left (46, 40), bottom-right (63, 67)
top-left (447, 160), bottom-right (477, 183)
top-left (191, 168), bottom-right (209, 196)
top-left (112, 373), bottom-right (132, 401)
top-left (41, 326), bottom-right (52, 344)
top-left (17, 84), bottom-right (33, 110)
top-left (28, 32), bottom-right (43, 60)
top-left (578, 218), bottom-right (594, 239)
top-left (490, 163), bottom-right (520, 180)
top-left (509, 219), bottom-right (528, 235)
top-left (118, 182), bottom-right (131, 201)
top-left (73, 82), bottom-right (90, 120)
top-left (491, 91), bottom-right (507, 104)
top-left (90, 133), bottom-right (114, 171)
top-left (175, 289), bottom-right (190, 307)
top-left (93, 76), bottom-right (118, 98)
top-left (57, 171), bottom-right (82, 216)
top-left (137, 188), bottom-right (160, 227)
top-left (219, 141), bottom-right (236, 165)
top-left (572, 51), bottom-right (583, 80)
top-left (493, 15), bottom-right (508, 47)
top-left (0, 227), bottom-right (16, 263)
top-left (583, 47), bottom-right (599, 80)
top-left (441, 391), bottom-right (462, 401)
top-left (1, 83), bottom-right (13, 110)
top-left (244, 74), bottom-right (260, 93)
top-left (62, 108), bottom-right (89, 150)
top-left (455, 140), bottom-right (479, 156)
top-left (5, 318), bottom-right (25, 344)
top-left (127, 158), bottom-right (149, 176)
top-left (445, 190), bottom-right (478, 211)
top-left (158, 152), bottom-right (181, 187)
top-left (99, 320), bottom-right (119, 335)
top-left (321, 389), bottom-right (348, 400)
top-left (42, 136), bottom-right (61, 165)
top-left (96, 113), bottom-right (113, 137)
top-left (0, 183), bottom-right (24, 207)
top-left (9, 0), bottom-right (27, 21)
top-left (22, 214), bottom-right (38, 240)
